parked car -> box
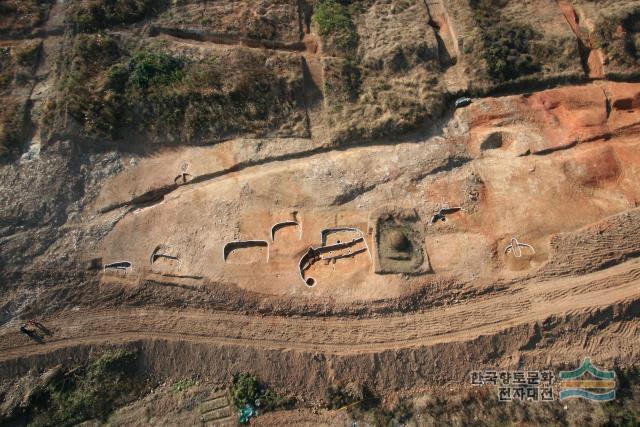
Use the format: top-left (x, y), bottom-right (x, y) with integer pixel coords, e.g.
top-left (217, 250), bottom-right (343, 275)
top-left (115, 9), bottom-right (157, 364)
top-left (455, 97), bottom-right (472, 108)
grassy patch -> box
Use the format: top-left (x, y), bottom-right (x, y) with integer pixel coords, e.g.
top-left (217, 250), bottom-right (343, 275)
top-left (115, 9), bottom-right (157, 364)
top-left (594, 8), bottom-right (640, 68)
top-left (325, 383), bottom-right (413, 426)
top-left (0, 39), bottom-right (43, 157)
top-left (0, 73), bottom-right (9, 89)
top-left (228, 373), bottom-right (294, 412)
top-left (66, 0), bottom-right (163, 33)
top-left (469, 0), bottom-right (541, 83)
top-left (312, 0), bottom-right (363, 112)
top-left (1, 40), bottom-right (42, 91)
top-left (13, 40), bottom-right (42, 68)
top-left (313, 0), bottom-right (359, 55)
top-left (27, 348), bottom-right (146, 427)
top-left (0, 0), bottom-right (50, 35)
top-left (171, 378), bottom-right (198, 393)
top-left (127, 50), bottom-right (184, 89)
top-left (0, 98), bottom-right (28, 158)
top-left (60, 33), bottom-right (124, 136)
top-left (323, 57), bottom-right (361, 103)
top-left (56, 34), bottom-right (306, 142)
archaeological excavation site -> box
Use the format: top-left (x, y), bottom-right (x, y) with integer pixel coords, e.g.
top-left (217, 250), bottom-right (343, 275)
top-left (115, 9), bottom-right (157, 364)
top-left (1, 0), bottom-right (640, 425)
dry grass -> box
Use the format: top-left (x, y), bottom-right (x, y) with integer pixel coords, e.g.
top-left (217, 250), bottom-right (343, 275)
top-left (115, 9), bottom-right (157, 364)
top-left (594, 7), bottom-right (640, 69)
top-left (0, 40), bottom-right (40, 157)
top-left (53, 33), bottom-right (307, 143)
top-left (0, 0), bottom-right (50, 36)
top-left (0, 97), bottom-right (28, 157)
top-left (65, 0), bottom-right (165, 33)
top-left (317, 0), bottom-right (448, 143)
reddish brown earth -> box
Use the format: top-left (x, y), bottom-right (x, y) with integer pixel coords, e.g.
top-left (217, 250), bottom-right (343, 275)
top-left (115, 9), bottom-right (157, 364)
top-left (1, 0), bottom-right (640, 424)
top-left (2, 83), bottom-right (640, 400)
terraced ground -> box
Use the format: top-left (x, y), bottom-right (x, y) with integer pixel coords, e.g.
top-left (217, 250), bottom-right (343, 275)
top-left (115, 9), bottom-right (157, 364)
top-left (1, 0), bottom-right (640, 425)
top-left (1, 256), bottom-right (640, 361)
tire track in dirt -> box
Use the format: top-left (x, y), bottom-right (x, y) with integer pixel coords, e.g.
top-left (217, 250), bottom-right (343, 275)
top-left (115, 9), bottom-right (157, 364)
top-left (1, 258), bottom-right (639, 361)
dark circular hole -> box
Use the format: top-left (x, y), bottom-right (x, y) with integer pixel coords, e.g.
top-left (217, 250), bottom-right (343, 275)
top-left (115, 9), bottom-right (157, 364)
top-left (480, 132), bottom-right (503, 151)
top-left (388, 230), bottom-right (411, 251)
top-left (305, 277), bottom-right (316, 287)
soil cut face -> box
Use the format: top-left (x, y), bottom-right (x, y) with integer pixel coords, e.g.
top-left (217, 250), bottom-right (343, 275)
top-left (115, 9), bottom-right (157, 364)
top-left (1, 1), bottom-right (640, 425)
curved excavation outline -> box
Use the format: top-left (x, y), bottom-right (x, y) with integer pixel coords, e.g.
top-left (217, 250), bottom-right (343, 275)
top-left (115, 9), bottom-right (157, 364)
top-left (299, 227), bottom-right (372, 286)
top-left (320, 227), bottom-right (372, 261)
top-left (103, 261), bottom-right (133, 271)
top-left (149, 245), bottom-right (182, 268)
top-left (222, 240), bottom-right (270, 263)
top-left (174, 172), bottom-right (192, 185)
top-left (504, 237), bottom-right (535, 258)
top-left (150, 254), bottom-right (182, 267)
top-left (271, 221), bottom-right (302, 241)
top-left (430, 205), bottom-right (463, 224)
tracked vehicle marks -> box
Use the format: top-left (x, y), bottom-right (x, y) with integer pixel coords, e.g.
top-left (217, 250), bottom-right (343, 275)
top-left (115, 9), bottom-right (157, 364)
top-left (2, 257), bottom-right (640, 360)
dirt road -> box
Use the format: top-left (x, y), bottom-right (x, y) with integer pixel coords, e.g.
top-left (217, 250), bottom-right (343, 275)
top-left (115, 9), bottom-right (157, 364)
top-left (2, 257), bottom-right (638, 361)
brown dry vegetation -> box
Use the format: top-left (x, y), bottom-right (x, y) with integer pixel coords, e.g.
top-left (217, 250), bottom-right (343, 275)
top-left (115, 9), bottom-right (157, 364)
top-left (154, 0), bottom-right (301, 42)
top-left (50, 33), bottom-right (307, 143)
top-left (317, 0), bottom-right (449, 143)
top-left (65, 0), bottom-right (165, 33)
top-left (446, 0), bottom-right (583, 91)
top-left (0, 99), bottom-right (28, 158)
top-left (0, 40), bottom-right (41, 157)
top-left (0, 0), bottom-right (51, 36)
top-left (594, 7), bottom-right (640, 70)
top-left (2, 0), bottom-right (640, 425)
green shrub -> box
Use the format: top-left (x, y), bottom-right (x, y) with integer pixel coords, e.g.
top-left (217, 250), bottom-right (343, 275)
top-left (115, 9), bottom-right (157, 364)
top-left (14, 40), bottom-right (41, 67)
top-left (28, 348), bottom-right (144, 427)
top-left (0, 99), bottom-right (27, 158)
top-left (228, 373), bottom-right (261, 409)
top-left (594, 9), bottom-right (640, 67)
top-left (171, 378), bottom-right (198, 393)
top-left (313, 0), bottom-right (359, 54)
top-left (66, 0), bottom-right (160, 33)
top-left (127, 50), bottom-right (185, 90)
top-left (469, 0), bottom-right (541, 82)
top-left (228, 373), bottom-right (293, 412)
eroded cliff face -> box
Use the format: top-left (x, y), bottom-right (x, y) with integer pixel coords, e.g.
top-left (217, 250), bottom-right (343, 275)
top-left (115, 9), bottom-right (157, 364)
top-left (1, 0), bottom-right (640, 424)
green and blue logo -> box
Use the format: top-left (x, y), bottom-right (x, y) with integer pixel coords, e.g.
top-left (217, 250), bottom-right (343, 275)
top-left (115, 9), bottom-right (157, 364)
top-left (558, 358), bottom-right (616, 401)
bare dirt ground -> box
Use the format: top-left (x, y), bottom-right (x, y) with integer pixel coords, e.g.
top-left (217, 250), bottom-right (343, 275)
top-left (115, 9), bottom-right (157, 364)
top-left (1, 0), bottom-right (640, 425)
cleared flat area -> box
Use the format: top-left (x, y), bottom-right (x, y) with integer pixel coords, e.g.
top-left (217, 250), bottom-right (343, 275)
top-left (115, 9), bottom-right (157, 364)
top-left (2, 256), bottom-right (639, 361)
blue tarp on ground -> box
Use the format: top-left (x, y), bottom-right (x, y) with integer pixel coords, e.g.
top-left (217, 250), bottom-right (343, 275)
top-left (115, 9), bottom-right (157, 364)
top-left (239, 404), bottom-right (257, 424)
